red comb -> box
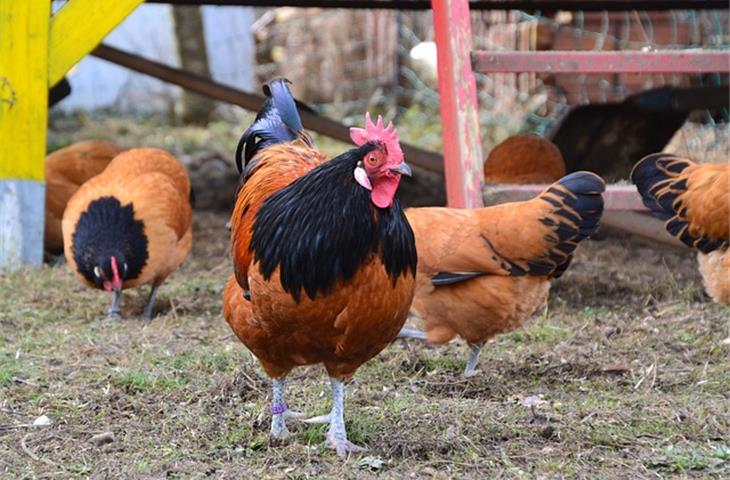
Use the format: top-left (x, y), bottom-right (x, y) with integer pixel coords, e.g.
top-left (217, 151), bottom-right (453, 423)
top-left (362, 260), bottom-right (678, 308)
top-left (350, 112), bottom-right (404, 164)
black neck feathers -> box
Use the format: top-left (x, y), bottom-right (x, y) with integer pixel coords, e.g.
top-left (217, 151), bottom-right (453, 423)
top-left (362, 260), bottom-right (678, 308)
top-left (249, 144), bottom-right (417, 302)
top-left (71, 196), bottom-right (148, 286)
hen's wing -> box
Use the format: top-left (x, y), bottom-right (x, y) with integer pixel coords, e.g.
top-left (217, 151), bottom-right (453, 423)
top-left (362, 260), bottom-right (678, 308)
top-left (632, 153), bottom-right (729, 252)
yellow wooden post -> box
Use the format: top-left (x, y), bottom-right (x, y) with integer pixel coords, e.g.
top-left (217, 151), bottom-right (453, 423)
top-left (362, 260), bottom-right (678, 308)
top-left (48, 0), bottom-right (144, 86)
top-left (0, 0), bottom-right (143, 270)
top-left (0, 0), bottom-right (51, 268)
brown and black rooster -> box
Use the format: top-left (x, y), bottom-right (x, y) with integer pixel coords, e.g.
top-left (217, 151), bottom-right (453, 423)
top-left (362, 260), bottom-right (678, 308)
top-left (223, 79), bottom-right (416, 456)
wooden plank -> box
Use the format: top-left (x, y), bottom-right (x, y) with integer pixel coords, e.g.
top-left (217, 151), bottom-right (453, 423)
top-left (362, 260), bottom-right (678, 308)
top-left (0, 0), bottom-right (50, 268)
top-left (48, 0), bottom-right (143, 85)
top-left (149, 0), bottom-right (729, 11)
top-left (601, 211), bottom-right (686, 249)
top-left (482, 184), bottom-right (648, 211)
top-left (432, 0), bottom-right (484, 208)
top-left (472, 50), bottom-right (730, 74)
top-left (91, 44), bottom-right (446, 174)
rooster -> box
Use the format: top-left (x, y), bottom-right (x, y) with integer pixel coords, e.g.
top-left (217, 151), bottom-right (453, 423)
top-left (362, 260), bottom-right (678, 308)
top-left (223, 79), bottom-right (416, 456)
top-left (400, 172), bottom-right (605, 376)
top-left (484, 135), bottom-right (566, 184)
top-left (44, 140), bottom-right (123, 254)
top-left (62, 148), bottom-right (192, 319)
top-left (632, 153), bottom-right (729, 305)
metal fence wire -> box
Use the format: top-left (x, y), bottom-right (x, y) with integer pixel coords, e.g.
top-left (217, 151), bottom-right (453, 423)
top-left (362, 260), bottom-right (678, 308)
top-left (251, 7), bottom-right (728, 159)
top-left (51, 4), bottom-right (729, 165)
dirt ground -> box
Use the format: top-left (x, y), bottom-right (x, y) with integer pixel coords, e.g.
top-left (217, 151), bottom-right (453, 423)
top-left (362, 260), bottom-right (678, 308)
top-left (1, 116), bottom-right (728, 478)
top-left (1, 208), bottom-right (728, 479)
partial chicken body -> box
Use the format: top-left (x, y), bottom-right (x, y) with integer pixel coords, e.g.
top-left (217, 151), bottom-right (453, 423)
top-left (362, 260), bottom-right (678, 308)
top-left (44, 140), bottom-right (123, 253)
top-left (484, 135), bottom-right (566, 184)
top-left (62, 148), bottom-right (192, 318)
top-left (224, 79), bottom-right (416, 456)
top-left (632, 153), bottom-right (729, 305)
top-left (403, 172), bottom-right (605, 375)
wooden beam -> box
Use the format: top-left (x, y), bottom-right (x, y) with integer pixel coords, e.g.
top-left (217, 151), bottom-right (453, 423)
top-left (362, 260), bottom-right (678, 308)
top-left (91, 44), bottom-right (445, 174)
top-left (601, 211), bottom-right (686, 249)
top-left (48, 0), bottom-right (143, 85)
top-left (472, 51), bottom-right (730, 74)
top-left (148, 0), bottom-right (729, 11)
top-left (432, 0), bottom-right (484, 208)
top-left (483, 184), bottom-right (686, 247)
top-left (0, 0), bottom-right (50, 268)
top-left (483, 184), bottom-right (648, 210)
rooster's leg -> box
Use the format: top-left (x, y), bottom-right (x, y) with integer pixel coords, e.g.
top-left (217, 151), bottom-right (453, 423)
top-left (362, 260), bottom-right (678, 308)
top-left (304, 378), bottom-right (365, 457)
top-left (463, 343), bottom-right (483, 377)
top-left (107, 288), bottom-right (122, 318)
top-left (270, 378), bottom-right (303, 440)
top-left (142, 285), bottom-right (159, 320)
top-left (397, 327), bottom-right (427, 340)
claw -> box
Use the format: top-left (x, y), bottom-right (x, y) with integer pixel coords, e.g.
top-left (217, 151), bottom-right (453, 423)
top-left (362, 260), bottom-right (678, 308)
top-left (326, 431), bottom-right (366, 457)
top-left (302, 413), bottom-right (332, 424)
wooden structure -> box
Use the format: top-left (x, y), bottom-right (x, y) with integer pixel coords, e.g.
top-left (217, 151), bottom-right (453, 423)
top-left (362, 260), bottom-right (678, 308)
top-left (0, 0), bottom-right (143, 269)
top-left (1, 0), bottom-right (728, 268)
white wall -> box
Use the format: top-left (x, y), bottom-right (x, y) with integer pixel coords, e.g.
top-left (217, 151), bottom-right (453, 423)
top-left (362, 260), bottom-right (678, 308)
top-left (55, 4), bottom-right (255, 112)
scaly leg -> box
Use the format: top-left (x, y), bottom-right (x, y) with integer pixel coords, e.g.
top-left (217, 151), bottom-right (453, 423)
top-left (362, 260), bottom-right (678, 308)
top-left (269, 378), bottom-right (303, 440)
top-left (463, 343), bottom-right (483, 377)
top-left (304, 377), bottom-right (365, 457)
top-left (107, 288), bottom-right (122, 318)
top-left (142, 285), bottom-right (159, 320)
top-left (397, 327), bottom-right (427, 340)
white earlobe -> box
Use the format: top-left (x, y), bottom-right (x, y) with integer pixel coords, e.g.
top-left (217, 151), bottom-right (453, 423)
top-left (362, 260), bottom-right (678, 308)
top-left (354, 166), bottom-right (373, 191)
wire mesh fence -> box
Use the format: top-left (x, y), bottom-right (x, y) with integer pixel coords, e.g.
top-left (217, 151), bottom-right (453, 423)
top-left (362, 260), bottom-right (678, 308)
top-left (51, 5), bottom-right (729, 168)
top-left (250, 7), bottom-right (728, 156)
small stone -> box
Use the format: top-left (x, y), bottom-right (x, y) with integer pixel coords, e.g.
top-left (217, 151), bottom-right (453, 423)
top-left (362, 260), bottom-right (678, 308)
top-left (33, 415), bottom-right (52, 426)
top-left (90, 431), bottom-right (115, 446)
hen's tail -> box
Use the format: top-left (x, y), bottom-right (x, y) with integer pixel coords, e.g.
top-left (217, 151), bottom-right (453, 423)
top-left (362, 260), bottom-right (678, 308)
top-left (515, 171), bottom-right (605, 278)
top-left (631, 153), bottom-right (728, 253)
top-left (235, 78), bottom-right (305, 175)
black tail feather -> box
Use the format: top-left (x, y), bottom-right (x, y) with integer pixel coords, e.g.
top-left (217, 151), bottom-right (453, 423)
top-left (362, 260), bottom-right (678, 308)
top-left (235, 78), bottom-right (303, 175)
top-left (508, 171), bottom-right (606, 278)
top-left (630, 152), bottom-right (689, 221)
top-left (631, 152), bottom-right (726, 253)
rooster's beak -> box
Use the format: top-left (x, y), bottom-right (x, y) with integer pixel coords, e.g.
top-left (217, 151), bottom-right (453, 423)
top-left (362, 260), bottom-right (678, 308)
top-left (389, 162), bottom-right (412, 177)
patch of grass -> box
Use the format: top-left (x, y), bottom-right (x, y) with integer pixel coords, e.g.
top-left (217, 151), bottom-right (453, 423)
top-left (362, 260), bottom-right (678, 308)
top-left (2, 209), bottom-right (727, 478)
top-left (502, 322), bottom-right (573, 346)
top-left (114, 370), bottom-right (188, 393)
top-left (647, 446), bottom-right (717, 475)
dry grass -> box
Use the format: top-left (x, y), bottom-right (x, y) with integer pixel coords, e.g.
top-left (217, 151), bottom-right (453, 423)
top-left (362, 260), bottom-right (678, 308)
top-left (1, 211), bottom-right (729, 479)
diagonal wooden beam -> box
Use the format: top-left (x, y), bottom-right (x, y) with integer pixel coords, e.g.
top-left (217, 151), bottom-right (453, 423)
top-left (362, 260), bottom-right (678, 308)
top-left (48, 0), bottom-right (143, 86)
top-left (91, 44), bottom-right (446, 174)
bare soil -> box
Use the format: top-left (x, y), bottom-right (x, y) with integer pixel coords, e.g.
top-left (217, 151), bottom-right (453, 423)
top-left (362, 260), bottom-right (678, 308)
top-left (1, 210), bottom-right (728, 479)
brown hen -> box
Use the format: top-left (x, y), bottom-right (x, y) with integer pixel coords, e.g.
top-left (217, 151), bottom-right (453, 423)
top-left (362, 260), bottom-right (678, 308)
top-left (484, 135), bottom-right (566, 184)
top-left (402, 172), bottom-right (605, 376)
top-left (44, 140), bottom-right (123, 253)
top-left (632, 153), bottom-right (729, 305)
top-left (62, 148), bottom-right (192, 318)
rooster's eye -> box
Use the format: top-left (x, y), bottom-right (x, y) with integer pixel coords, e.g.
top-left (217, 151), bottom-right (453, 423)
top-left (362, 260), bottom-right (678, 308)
top-left (93, 266), bottom-right (102, 279)
top-left (366, 154), bottom-right (378, 166)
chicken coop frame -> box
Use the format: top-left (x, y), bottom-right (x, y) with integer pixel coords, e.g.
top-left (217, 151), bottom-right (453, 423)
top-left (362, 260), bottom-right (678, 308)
top-left (0, 0), bottom-right (728, 269)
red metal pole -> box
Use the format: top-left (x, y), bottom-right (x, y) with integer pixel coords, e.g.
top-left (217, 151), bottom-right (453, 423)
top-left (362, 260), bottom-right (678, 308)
top-left (432, 0), bottom-right (484, 209)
